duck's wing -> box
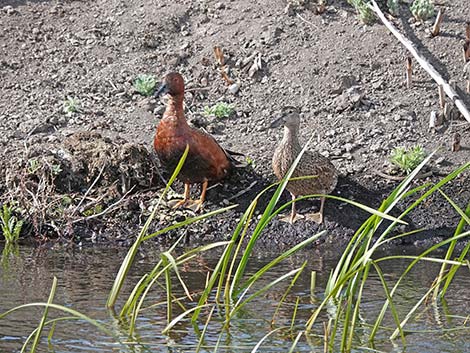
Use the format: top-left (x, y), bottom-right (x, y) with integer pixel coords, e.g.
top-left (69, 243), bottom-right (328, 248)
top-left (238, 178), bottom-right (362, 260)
top-left (196, 127), bottom-right (247, 168)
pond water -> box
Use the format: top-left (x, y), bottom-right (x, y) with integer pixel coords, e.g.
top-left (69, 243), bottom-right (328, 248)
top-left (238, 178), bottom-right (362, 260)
top-left (0, 244), bottom-right (469, 353)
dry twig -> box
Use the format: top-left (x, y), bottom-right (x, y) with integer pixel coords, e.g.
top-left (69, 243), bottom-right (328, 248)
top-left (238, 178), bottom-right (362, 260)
top-left (71, 186), bottom-right (135, 224)
top-left (406, 56), bottom-right (412, 88)
top-left (431, 9), bottom-right (445, 37)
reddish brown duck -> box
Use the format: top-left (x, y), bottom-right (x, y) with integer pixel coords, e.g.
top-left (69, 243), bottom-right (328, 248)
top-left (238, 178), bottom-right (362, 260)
top-left (272, 107), bottom-right (337, 224)
top-left (154, 72), bottom-right (232, 211)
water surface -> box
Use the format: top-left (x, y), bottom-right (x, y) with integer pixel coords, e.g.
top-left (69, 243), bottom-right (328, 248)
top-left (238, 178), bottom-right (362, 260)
top-left (0, 244), bottom-right (469, 352)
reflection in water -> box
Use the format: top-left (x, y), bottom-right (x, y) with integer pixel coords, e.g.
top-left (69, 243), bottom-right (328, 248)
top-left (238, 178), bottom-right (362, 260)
top-left (0, 245), bottom-right (469, 352)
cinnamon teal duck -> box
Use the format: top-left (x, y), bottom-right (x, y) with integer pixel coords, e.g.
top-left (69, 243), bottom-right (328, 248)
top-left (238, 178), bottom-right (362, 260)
top-left (154, 72), bottom-right (233, 211)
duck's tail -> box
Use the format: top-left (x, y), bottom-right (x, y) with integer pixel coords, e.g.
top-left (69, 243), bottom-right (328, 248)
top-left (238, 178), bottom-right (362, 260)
top-left (225, 149), bottom-right (247, 168)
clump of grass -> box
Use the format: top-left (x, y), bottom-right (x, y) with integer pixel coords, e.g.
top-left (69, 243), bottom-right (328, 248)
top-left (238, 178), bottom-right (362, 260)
top-left (390, 145), bottom-right (427, 174)
top-left (134, 74), bottom-right (157, 96)
top-left (0, 202), bottom-right (24, 244)
top-left (63, 97), bottom-right (80, 117)
top-left (202, 102), bottom-right (235, 119)
top-left (410, 0), bottom-right (435, 21)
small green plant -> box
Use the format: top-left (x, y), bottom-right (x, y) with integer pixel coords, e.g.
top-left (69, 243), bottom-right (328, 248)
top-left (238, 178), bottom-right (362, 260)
top-left (27, 159), bottom-right (41, 174)
top-left (83, 204), bottom-right (103, 217)
top-left (134, 74), bottom-right (157, 96)
top-left (347, 0), bottom-right (375, 24)
top-left (245, 156), bottom-right (255, 168)
top-left (63, 96), bottom-right (80, 117)
top-left (390, 145), bottom-right (427, 174)
top-left (0, 202), bottom-right (24, 243)
top-left (51, 164), bottom-right (62, 176)
top-left (410, 0), bottom-right (435, 21)
top-left (202, 102), bottom-right (235, 119)
top-left (387, 0), bottom-right (399, 16)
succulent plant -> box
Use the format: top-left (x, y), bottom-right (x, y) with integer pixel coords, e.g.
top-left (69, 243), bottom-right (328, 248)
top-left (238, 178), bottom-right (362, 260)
top-left (410, 0), bottom-right (435, 21)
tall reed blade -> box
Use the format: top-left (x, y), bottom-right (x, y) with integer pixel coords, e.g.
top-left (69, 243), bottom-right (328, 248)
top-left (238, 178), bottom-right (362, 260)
top-left (107, 145), bottom-right (189, 309)
top-left (28, 276), bottom-right (57, 353)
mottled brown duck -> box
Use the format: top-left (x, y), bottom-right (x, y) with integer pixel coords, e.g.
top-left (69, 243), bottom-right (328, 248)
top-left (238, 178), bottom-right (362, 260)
top-left (154, 72), bottom-right (233, 211)
top-left (272, 107), bottom-right (338, 224)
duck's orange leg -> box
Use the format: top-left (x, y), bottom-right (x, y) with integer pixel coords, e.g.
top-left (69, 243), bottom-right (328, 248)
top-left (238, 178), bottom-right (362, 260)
top-left (188, 180), bottom-right (208, 212)
top-left (168, 182), bottom-right (191, 208)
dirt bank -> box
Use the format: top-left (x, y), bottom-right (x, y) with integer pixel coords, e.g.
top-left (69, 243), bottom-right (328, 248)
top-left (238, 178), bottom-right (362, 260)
top-left (1, 0), bottom-right (469, 249)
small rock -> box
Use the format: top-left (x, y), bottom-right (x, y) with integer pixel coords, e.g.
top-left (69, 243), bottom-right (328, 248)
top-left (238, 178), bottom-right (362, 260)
top-left (372, 80), bottom-right (383, 90)
top-left (3, 5), bottom-right (15, 15)
top-left (344, 143), bottom-right (354, 152)
top-left (325, 129), bottom-right (336, 137)
top-left (342, 152), bottom-right (353, 160)
top-left (228, 82), bottom-right (240, 95)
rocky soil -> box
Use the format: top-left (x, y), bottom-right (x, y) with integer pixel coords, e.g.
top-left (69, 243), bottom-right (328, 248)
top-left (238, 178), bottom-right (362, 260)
top-left (0, 0), bottom-right (469, 249)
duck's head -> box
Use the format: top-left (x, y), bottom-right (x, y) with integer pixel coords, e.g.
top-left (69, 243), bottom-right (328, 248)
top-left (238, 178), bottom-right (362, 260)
top-left (270, 106), bottom-right (300, 130)
top-left (155, 72), bottom-right (185, 97)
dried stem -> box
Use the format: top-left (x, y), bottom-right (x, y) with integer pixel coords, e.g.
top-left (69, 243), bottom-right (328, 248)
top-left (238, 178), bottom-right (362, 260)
top-left (452, 133), bottom-right (461, 152)
top-left (438, 85), bottom-right (445, 109)
top-left (406, 56), bottom-right (412, 88)
top-left (464, 42), bottom-right (470, 63)
top-left (431, 9), bottom-right (445, 37)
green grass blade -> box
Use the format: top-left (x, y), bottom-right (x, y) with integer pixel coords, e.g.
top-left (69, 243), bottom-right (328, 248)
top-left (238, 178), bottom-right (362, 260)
top-left (1, 303), bottom-right (117, 340)
top-left (120, 234), bottom-right (186, 318)
top-left (142, 204), bottom-right (237, 241)
top-left (230, 137), bottom-right (314, 299)
top-left (192, 184), bottom-right (278, 323)
top-left (162, 304), bottom-right (211, 334)
top-left (20, 317), bottom-right (78, 353)
top-left (161, 251), bottom-right (192, 300)
top-left (250, 327), bottom-right (287, 353)
top-left (371, 230), bottom-right (470, 339)
top-left (390, 275), bottom-right (446, 340)
top-left (369, 261), bottom-right (404, 344)
top-left (161, 255), bottom-right (173, 324)
top-left (107, 145), bottom-right (189, 309)
top-left (240, 231), bottom-right (325, 293)
top-left (195, 306), bottom-right (215, 353)
top-left (229, 267), bottom-right (304, 319)
top-left (271, 262), bottom-right (307, 326)
top-left (287, 331), bottom-right (304, 353)
top-left (29, 276), bottom-right (57, 353)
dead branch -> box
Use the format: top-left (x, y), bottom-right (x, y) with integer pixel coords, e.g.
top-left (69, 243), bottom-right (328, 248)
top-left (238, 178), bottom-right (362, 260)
top-left (370, 0), bottom-right (470, 124)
